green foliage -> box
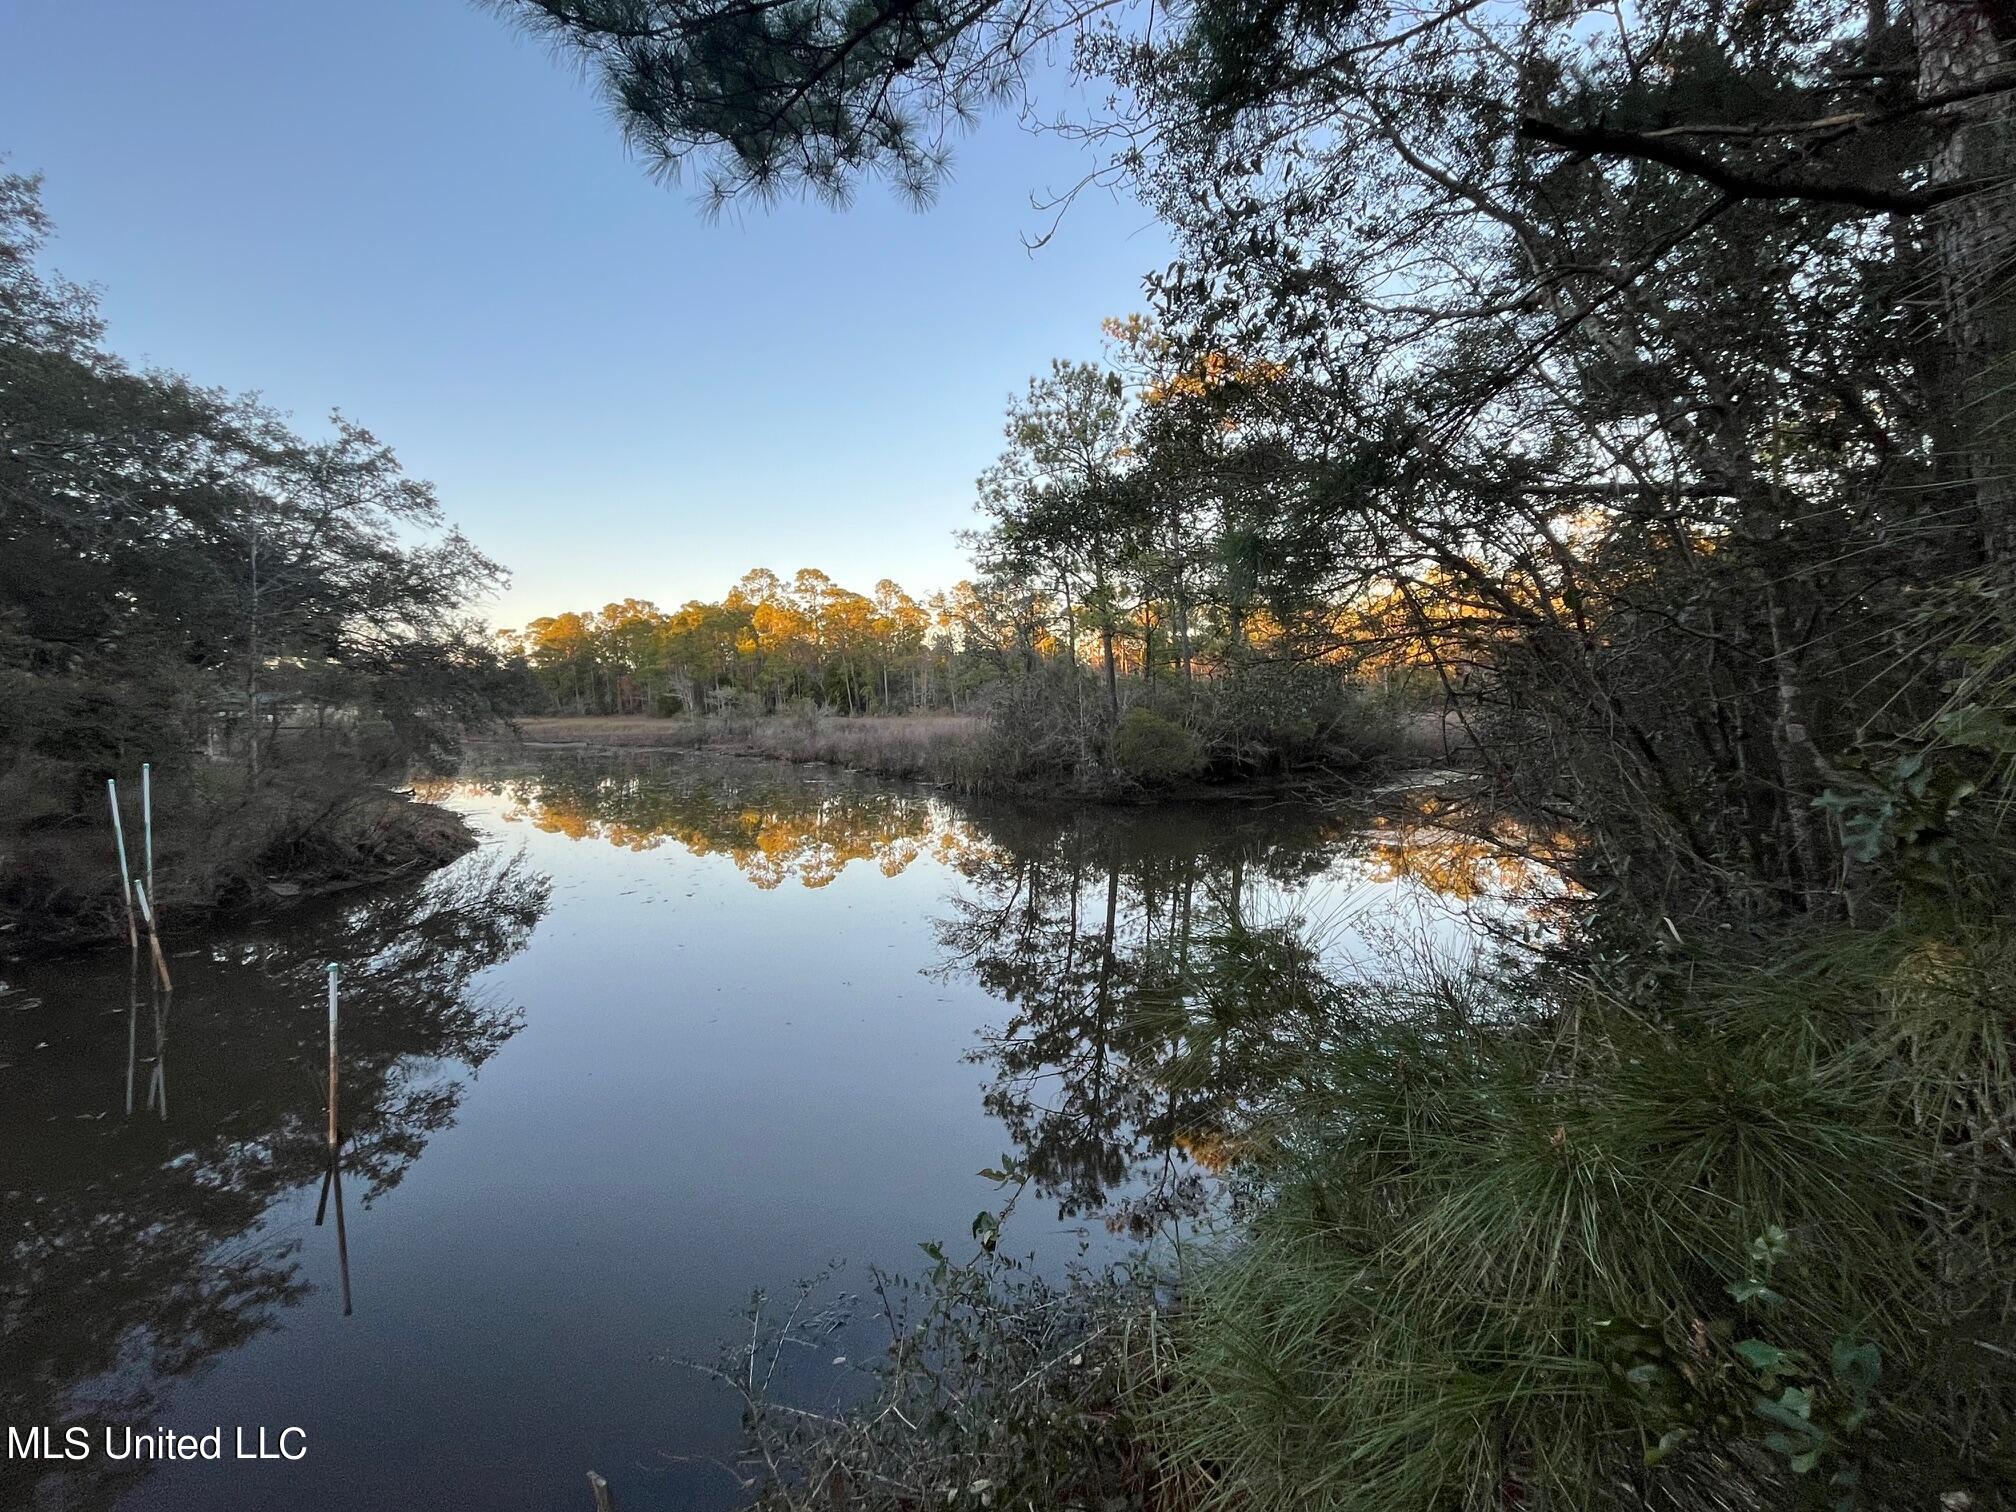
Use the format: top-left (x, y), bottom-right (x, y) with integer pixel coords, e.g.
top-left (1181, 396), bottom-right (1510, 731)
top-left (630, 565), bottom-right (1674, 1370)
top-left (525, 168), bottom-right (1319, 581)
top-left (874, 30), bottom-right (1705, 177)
top-left (1109, 706), bottom-right (1204, 784)
top-left (0, 173), bottom-right (509, 938)
top-left (497, 0), bottom-right (1034, 207)
top-left (1598, 1228), bottom-right (1886, 1500)
top-left (1152, 926), bottom-right (2016, 1511)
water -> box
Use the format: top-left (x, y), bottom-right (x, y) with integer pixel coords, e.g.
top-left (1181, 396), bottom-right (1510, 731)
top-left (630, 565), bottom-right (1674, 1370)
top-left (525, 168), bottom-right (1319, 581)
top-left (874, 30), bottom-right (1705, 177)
top-left (2, 746), bottom-right (1536, 1512)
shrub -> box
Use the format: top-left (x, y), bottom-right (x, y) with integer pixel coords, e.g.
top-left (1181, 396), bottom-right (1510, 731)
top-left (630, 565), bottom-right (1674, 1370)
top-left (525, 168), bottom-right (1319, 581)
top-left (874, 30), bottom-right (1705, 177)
top-left (1110, 706), bottom-right (1205, 785)
top-left (697, 1182), bottom-right (1162, 1512)
top-left (1194, 661), bottom-right (1409, 777)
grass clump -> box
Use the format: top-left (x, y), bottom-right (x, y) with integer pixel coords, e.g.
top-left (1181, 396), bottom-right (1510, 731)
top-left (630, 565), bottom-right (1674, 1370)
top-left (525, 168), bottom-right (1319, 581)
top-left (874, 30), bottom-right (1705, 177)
top-left (1154, 924), bottom-right (2016, 1511)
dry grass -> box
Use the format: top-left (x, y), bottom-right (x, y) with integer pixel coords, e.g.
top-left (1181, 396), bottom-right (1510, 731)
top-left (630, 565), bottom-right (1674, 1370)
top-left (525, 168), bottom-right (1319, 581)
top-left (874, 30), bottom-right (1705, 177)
top-left (511, 714), bottom-right (989, 784)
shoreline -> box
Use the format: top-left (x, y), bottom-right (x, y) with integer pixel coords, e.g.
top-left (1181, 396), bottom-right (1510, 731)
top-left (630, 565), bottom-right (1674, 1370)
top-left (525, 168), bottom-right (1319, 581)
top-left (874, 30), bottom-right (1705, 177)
top-left (498, 713), bottom-right (1449, 803)
top-left (1, 791), bottom-right (478, 964)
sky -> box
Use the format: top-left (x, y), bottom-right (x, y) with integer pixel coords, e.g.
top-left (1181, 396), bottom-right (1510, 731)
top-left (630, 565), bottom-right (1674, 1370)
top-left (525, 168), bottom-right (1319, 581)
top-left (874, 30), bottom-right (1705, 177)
top-left (0, 0), bottom-right (1169, 628)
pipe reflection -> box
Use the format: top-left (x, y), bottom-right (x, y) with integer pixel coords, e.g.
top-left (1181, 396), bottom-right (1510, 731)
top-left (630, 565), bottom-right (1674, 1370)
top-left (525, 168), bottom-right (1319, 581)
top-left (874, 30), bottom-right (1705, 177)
top-left (2, 851), bottom-right (550, 1510)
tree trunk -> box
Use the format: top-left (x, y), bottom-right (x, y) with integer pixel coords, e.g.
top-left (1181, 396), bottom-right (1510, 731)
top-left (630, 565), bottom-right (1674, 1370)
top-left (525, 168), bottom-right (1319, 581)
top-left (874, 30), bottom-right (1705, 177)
top-left (1916, 0), bottom-right (2016, 559)
top-left (1100, 620), bottom-right (1120, 718)
top-left (1765, 579), bottom-right (1829, 911)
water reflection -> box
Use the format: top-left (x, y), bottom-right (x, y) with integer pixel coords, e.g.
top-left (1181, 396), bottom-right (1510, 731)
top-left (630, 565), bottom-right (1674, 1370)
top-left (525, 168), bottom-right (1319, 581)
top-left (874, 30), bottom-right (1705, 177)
top-left (938, 807), bottom-right (1321, 1231)
top-left (6, 749), bottom-right (1549, 1512)
top-left (428, 758), bottom-right (987, 889)
top-left (0, 853), bottom-right (549, 1512)
top-left (121, 954), bottom-right (172, 1121)
top-left (942, 799), bottom-right (1558, 1232)
top-left (440, 750), bottom-right (1548, 1235)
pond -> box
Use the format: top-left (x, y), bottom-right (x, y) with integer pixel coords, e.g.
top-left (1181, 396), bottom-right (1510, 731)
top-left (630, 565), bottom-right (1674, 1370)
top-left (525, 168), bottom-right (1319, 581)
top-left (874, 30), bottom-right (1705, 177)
top-left (1, 745), bottom-right (1540, 1512)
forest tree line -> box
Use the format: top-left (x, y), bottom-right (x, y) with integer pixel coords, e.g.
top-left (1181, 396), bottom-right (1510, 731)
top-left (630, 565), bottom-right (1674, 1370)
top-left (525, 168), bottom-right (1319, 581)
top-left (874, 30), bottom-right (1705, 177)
top-left (506, 571), bottom-right (966, 717)
top-left (505, 546), bottom-right (1421, 723)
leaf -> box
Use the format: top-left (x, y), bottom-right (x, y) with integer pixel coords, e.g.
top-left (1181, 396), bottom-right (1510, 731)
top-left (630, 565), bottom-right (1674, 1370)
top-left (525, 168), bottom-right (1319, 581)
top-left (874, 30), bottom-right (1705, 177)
top-left (1751, 1226), bottom-right (1791, 1263)
top-left (1734, 1338), bottom-right (1792, 1372)
top-left (1936, 703), bottom-right (2016, 752)
top-left (1755, 1385), bottom-right (1816, 1431)
top-left (1831, 1337), bottom-right (1880, 1394)
top-left (1729, 1279), bottom-right (1784, 1306)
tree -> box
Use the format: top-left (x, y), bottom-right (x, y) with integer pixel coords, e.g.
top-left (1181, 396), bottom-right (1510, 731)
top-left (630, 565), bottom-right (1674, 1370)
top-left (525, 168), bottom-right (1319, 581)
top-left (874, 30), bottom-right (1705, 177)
top-left (492, 0), bottom-right (1116, 207)
top-left (0, 173), bottom-right (510, 806)
top-left (516, 567), bottom-right (982, 715)
top-left (976, 359), bottom-right (1147, 720)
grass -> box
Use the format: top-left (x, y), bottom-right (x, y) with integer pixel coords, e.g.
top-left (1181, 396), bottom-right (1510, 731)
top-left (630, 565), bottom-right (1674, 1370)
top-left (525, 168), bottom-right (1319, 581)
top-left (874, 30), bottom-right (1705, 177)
top-left (1152, 915), bottom-right (2016, 1511)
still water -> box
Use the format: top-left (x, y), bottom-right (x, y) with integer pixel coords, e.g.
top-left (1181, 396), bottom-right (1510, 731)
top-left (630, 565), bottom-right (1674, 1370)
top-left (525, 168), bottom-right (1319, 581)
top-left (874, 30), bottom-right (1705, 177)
top-left (2, 746), bottom-right (1532, 1512)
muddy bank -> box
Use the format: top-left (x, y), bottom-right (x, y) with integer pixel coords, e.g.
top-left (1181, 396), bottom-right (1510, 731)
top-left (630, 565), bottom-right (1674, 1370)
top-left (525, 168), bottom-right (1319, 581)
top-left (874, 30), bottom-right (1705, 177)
top-left (0, 786), bottom-right (477, 961)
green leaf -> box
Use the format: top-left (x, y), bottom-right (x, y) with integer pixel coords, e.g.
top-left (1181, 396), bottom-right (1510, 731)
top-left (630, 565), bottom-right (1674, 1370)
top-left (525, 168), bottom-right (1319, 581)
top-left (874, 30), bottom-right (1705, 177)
top-left (1729, 1279), bottom-right (1784, 1306)
top-left (1830, 1338), bottom-right (1880, 1394)
top-left (971, 1210), bottom-right (1000, 1250)
top-left (1754, 1385), bottom-right (1815, 1432)
top-left (1936, 703), bottom-right (2016, 752)
top-left (1734, 1338), bottom-right (1791, 1371)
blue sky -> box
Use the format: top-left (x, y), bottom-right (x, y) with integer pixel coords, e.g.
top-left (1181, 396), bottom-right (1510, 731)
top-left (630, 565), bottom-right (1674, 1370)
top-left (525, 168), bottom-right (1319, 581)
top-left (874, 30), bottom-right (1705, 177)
top-left (0, 0), bottom-right (1167, 627)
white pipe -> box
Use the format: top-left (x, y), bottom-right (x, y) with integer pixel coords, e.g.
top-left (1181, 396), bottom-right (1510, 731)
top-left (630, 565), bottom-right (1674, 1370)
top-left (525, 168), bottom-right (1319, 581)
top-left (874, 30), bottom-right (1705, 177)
top-left (142, 762), bottom-right (154, 915)
top-left (107, 779), bottom-right (136, 948)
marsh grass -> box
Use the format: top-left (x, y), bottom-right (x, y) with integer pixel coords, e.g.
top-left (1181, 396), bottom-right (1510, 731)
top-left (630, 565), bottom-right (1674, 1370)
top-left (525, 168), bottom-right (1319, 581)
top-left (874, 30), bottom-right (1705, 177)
top-left (511, 713), bottom-right (996, 787)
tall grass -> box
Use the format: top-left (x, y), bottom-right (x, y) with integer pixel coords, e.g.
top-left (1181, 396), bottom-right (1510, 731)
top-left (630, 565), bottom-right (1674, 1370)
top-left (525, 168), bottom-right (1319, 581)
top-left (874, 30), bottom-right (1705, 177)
top-left (1152, 920), bottom-right (2016, 1510)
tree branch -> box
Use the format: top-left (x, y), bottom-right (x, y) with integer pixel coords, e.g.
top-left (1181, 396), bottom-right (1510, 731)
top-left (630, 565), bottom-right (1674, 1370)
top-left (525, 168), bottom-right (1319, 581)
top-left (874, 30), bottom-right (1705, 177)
top-left (1518, 114), bottom-right (1988, 215)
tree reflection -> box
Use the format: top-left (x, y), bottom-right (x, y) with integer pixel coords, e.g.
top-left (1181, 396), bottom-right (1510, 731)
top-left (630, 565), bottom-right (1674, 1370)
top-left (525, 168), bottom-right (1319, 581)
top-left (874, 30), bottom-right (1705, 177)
top-left (1360, 795), bottom-right (1573, 907)
top-left (935, 795), bottom-right (1558, 1232)
top-left (934, 805), bottom-right (1352, 1232)
top-left (0, 852), bottom-right (551, 1512)
top-left (440, 751), bottom-right (1549, 1235)
top-left (434, 755), bottom-right (988, 889)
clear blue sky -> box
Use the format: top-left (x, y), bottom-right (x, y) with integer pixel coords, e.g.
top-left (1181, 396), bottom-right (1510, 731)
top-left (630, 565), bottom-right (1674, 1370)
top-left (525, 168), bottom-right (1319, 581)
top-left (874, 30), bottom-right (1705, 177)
top-left (0, 0), bottom-right (1167, 627)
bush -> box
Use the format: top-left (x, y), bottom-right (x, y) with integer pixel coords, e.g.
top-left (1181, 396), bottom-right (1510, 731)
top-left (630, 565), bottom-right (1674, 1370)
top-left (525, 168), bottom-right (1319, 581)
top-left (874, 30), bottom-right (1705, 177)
top-left (700, 1192), bottom-right (1161, 1512)
top-left (1110, 706), bottom-right (1205, 785)
top-left (1194, 661), bottom-right (1409, 777)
